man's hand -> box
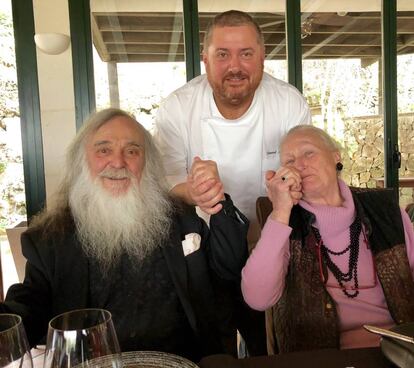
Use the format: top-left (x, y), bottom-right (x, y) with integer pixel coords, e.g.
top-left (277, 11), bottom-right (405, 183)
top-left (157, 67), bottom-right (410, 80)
top-left (187, 157), bottom-right (225, 215)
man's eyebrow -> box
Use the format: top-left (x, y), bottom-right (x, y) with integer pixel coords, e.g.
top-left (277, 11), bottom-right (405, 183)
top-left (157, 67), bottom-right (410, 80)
top-left (93, 140), bottom-right (111, 147)
top-left (93, 141), bottom-right (143, 148)
top-left (215, 47), bottom-right (254, 52)
top-left (125, 142), bottom-right (143, 148)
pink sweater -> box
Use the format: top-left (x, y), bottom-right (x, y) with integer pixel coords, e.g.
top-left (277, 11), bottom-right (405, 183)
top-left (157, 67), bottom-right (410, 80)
top-left (241, 180), bottom-right (414, 349)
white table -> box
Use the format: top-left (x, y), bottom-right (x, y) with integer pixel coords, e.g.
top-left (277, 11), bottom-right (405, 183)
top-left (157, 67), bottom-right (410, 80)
top-left (31, 346), bottom-right (45, 368)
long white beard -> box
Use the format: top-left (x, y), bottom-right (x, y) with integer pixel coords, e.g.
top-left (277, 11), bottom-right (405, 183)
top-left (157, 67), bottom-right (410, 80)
top-left (69, 164), bottom-right (173, 270)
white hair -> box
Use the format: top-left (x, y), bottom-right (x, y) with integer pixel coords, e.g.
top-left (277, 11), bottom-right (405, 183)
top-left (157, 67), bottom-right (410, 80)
top-left (69, 158), bottom-right (173, 270)
top-left (281, 125), bottom-right (342, 153)
top-left (31, 108), bottom-right (174, 270)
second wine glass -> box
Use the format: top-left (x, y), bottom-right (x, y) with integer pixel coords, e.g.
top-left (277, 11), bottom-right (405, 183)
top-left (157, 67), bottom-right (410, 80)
top-left (43, 308), bottom-right (122, 368)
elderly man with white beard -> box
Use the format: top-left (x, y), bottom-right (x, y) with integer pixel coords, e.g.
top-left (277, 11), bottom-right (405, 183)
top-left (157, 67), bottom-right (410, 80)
top-left (0, 108), bottom-right (249, 362)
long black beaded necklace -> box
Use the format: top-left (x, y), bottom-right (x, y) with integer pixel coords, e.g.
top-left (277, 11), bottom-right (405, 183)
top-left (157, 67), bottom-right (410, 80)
top-left (312, 216), bottom-right (362, 298)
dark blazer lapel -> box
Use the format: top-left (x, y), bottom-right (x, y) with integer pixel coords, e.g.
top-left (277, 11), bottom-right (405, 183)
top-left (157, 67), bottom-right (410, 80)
top-left (161, 231), bottom-right (198, 335)
top-left (54, 234), bottom-right (90, 312)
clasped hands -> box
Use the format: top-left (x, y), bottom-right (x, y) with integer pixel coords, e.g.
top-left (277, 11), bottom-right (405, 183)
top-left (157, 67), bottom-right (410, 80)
top-left (266, 167), bottom-right (303, 224)
top-left (185, 157), bottom-right (303, 221)
top-left (186, 156), bottom-right (225, 215)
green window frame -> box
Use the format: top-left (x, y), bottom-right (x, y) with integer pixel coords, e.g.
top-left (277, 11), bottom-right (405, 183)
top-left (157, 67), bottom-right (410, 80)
top-left (12, 0), bottom-right (401, 218)
top-left (12, 0), bottom-right (45, 220)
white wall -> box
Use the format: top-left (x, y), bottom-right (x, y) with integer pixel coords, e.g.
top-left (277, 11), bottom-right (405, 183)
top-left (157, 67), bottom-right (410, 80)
top-left (33, 0), bottom-right (76, 202)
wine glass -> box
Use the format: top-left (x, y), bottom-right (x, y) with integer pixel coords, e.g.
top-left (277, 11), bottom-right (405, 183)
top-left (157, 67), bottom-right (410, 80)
top-left (0, 313), bottom-right (33, 368)
top-left (43, 309), bottom-right (122, 368)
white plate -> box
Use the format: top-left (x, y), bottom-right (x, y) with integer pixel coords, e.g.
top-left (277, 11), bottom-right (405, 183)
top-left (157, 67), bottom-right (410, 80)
top-left (78, 351), bottom-right (199, 368)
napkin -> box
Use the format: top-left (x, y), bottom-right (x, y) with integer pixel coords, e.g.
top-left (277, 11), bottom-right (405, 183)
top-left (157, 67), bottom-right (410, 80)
top-left (182, 233), bottom-right (201, 256)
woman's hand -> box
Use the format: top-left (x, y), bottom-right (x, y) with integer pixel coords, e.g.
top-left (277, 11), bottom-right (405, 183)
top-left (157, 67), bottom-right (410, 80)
top-left (266, 168), bottom-right (302, 225)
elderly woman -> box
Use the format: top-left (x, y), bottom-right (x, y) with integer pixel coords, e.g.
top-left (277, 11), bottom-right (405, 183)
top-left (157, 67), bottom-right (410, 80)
top-left (241, 125), bottom-right (414, 353)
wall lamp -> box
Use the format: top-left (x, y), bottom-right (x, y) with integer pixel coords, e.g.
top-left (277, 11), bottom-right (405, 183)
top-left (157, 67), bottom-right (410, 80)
top-left (34, 33), bottom-right (71, 55)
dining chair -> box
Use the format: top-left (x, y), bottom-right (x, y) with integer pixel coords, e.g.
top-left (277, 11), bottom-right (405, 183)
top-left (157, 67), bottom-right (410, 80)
top-left (0, 250), bottom-right (3, 301)
top-left (256, 196), bottom-right (273, 229)
top-left (405, 202), bottom-right (414, 223)
top-left (256, 196), bottom-right (279, 355)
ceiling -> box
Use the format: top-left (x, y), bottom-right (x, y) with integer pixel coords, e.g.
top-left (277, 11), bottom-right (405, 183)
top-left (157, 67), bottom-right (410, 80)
top-left (91, 11), bottom-right (414, 63)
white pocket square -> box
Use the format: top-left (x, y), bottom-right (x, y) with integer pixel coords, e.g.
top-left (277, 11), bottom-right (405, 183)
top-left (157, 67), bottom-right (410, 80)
top-left (182, 233), bottom-right (201, 256)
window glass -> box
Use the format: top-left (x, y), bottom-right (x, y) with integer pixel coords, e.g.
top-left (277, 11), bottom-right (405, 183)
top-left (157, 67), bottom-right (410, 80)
top-left (301, 0), bottom-right (383, 190)
top-left (397, 1), bottom-right (414, 209)
top-left (90, 0), bottom-right (186, 131)
top-left (0, 0), bottom-right (25, 293)
top-left (198, 1), bottom-right (287, 81)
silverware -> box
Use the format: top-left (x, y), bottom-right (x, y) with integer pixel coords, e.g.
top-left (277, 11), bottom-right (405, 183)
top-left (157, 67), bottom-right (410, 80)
top-left (364, 324), bottom-right (414, 344)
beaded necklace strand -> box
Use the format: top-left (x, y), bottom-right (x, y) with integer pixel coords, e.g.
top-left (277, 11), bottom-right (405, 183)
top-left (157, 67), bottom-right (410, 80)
top-left (312, 216), bottom-right (362, 298)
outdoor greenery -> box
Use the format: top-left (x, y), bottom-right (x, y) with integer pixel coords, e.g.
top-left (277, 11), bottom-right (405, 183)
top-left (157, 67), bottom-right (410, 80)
top-left (1, 6), bottom-right (413, 234)
top-left (0, 8), bottom-right (25, 235)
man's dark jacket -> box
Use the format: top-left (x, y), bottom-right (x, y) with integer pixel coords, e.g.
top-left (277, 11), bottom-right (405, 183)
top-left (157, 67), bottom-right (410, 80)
top-left (0, 197), bottom-right (249, 361)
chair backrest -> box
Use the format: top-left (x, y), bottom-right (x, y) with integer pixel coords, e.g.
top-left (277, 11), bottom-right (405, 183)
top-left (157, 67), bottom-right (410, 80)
top-left (5, 222), bottom-right (28, 283)
top-left (256, 196), bottom-right (273, 229)
top-left (406, 203), bottom-right (414, 223)
top-left (0, 254), bottom-right (3, 302)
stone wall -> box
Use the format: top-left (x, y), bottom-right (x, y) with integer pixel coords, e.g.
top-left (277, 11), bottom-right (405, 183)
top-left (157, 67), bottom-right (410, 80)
top-left (341, 113), bottom-right (414, 207)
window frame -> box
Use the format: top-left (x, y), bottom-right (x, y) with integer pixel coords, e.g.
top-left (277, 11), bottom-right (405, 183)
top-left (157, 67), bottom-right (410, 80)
top-left (12, 0), bottom-right (46, 220)
top-left (12, 0), bottom-right (401, 219)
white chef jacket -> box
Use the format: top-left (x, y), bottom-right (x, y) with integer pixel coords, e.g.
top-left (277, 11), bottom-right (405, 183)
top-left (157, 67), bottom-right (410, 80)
top-left (154, 72), bottom-right (311, 244)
